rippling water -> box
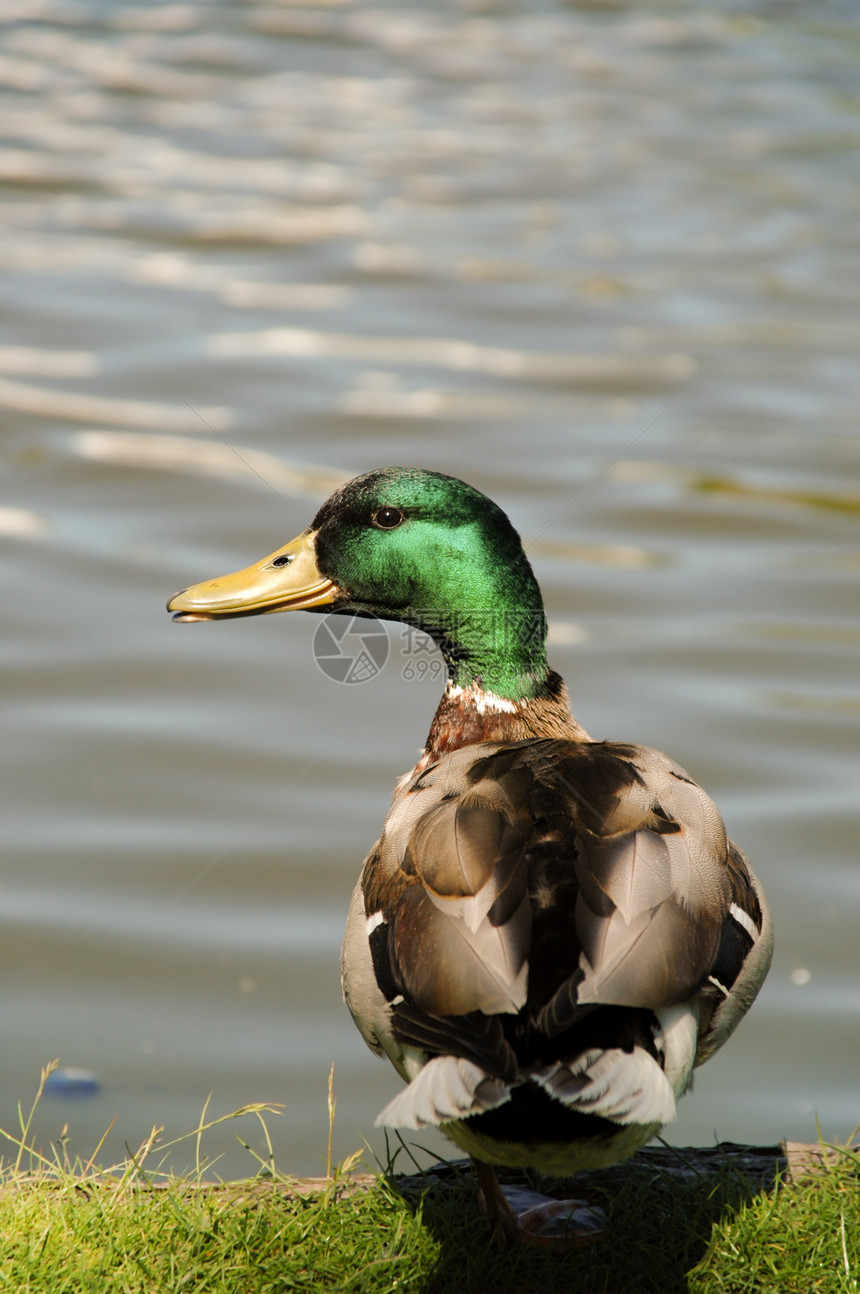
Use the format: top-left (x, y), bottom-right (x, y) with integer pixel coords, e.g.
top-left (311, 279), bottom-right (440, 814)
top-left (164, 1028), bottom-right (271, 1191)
top-left (2, 0), bottom-right (858, 1177)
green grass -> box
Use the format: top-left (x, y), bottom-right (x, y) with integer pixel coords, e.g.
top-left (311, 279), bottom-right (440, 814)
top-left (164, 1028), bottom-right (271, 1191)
top-left (0, 1064), bottom-right (858, 1294)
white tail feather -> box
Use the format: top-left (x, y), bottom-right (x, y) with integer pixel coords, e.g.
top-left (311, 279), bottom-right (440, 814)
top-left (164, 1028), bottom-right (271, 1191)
top-left (375, 1056), bottom-right (510, 1131)
top-left (531, 1046), bottom-right (677, 1127)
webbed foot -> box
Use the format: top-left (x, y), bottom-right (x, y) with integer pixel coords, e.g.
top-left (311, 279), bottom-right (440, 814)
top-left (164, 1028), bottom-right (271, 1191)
top-left (472, 1158), bottom-right (608, 1250)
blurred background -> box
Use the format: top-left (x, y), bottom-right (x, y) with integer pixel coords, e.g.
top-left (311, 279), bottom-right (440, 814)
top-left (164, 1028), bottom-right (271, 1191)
top-left (2, 0), bottom-right (858, 1179)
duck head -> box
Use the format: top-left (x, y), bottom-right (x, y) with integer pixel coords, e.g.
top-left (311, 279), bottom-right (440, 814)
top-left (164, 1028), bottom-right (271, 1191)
top-left (168, 466), bottom-right (550, 701)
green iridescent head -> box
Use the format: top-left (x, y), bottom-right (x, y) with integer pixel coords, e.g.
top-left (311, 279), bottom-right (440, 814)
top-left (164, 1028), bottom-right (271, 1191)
top-left (168, 467), bottom-right (550, 700)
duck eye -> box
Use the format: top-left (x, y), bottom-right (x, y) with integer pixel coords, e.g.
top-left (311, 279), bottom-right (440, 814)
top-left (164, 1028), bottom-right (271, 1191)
top-left (372, 507), bottom-right (405, 530)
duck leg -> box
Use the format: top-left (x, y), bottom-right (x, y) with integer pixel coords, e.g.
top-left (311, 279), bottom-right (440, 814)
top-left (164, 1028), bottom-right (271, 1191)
top-left (473, 1158), bottom-right (521, 1247)
top-left (472, 1158), bottom-right (608, 1250)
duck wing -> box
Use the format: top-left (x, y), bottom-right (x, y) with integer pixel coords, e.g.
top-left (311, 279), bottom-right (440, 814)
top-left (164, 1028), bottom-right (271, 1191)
top-left (345, 738), bottom-right (771, 1131)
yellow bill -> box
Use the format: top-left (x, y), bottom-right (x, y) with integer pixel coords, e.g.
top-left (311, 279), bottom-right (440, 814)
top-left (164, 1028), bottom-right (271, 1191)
top-left (167, 530), bottom-right (341, 622)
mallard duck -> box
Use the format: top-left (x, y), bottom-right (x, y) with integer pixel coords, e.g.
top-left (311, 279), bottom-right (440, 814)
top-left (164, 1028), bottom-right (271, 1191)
top-left (168, 466), bottom-right (772, 1245)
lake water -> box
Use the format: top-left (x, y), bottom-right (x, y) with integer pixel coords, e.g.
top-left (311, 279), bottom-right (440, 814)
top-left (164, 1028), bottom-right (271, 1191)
top-left (2, 0), bottom-right (858, 1179)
